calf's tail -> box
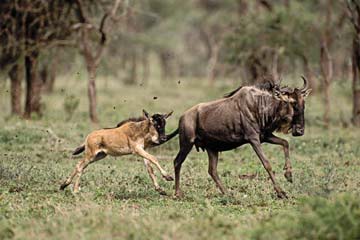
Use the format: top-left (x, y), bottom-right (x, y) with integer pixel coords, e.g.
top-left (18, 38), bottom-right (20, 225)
top-left (72, 144), bottom-right (85, 155)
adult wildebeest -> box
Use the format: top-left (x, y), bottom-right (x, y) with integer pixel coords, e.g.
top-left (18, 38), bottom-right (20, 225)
top-left (60, 110), bottom-right (174, 194)
top-left (165, 77), bottom-right (311, 198)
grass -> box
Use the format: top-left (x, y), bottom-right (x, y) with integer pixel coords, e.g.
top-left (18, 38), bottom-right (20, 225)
top-left (0, 74), bottom-right (360, 239)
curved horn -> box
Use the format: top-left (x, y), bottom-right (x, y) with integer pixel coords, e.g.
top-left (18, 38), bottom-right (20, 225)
top-left (300, 76), bottom-right (309, 92)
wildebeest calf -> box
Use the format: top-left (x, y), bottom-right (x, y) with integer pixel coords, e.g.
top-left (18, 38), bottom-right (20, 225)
top-left (60, 110), bottom-right (174, 194)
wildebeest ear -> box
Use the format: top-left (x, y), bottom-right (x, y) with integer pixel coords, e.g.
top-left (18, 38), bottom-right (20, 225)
top-left (143, 109), bottom-right (150, 119)
top-left (302, 89), bottom-right (312, 99)
top-left (163, 110), bottom-right (173, 119)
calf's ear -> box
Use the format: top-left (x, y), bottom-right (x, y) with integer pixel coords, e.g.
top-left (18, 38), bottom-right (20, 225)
top-left (302, 89), bottom-right (312, 99)
top-left (163, 110), bottom-right (173, 119)
top-left (143, 109), bottom-right (150, 119)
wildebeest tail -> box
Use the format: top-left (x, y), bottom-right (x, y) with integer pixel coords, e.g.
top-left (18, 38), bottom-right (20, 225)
top-left (72, 144), bottom-right (85, 155)
top-left (163, 128), bottom-right (179, 143)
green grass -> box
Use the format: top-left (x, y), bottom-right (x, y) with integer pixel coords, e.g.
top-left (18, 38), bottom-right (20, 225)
top-left (0, 75), bottom-right (360, 239)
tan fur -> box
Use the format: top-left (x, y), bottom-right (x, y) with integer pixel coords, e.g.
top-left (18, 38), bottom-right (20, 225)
top-left (60, 119), bottom-right (173, 194)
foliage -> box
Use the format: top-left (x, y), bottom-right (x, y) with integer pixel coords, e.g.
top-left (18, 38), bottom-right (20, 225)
top-left (225, 1), bottom-right (346, 66)
top-left (251, 194), bottom-right (360, 240)
top-left (0, 0), bottom-right (76, 67)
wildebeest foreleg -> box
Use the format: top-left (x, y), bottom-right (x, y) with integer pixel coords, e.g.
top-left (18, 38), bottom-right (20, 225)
top-left (206, 149), bottom-right (227, 194)
top-left (143, 158), bottom-right (166, 195)
top-left (135, 147), bottom-right (174, 181)
top-left (250, 140), bottom-right (288, 199)
top-left (264, 134), bottom-right (292, 183)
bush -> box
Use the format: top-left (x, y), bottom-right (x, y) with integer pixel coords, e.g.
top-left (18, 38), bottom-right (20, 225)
top-left (251, 194), bottom-right (360, 240)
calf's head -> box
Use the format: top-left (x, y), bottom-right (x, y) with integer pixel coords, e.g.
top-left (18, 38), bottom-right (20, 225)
top-left (143, 109), bottom-right (173, 143)
top-left (273, 76), bottom-right (311, 136)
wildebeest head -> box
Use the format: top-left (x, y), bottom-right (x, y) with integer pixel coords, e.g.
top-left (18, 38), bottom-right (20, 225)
top-left (273, 77), bottom-right (311, 136)
top-left (143, 109), bottom-right (173, 143)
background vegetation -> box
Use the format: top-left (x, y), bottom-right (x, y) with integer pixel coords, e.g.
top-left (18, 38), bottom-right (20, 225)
top-left (1, 0), bottom-right (360, 239)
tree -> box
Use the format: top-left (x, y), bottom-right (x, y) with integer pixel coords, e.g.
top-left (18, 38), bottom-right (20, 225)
top-left (347, 0), bottom-right (360, 126)
top-left (0, 0), bottom-right (76, 118)
top-left (8, 64), bottom-right (22, 115)
top-left (319, 0), bottom-right (334, 128)
top-left (73, 0), bottom-right (123, 123)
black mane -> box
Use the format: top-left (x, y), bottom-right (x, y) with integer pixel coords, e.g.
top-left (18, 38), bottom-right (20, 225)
top-left (103, 116), bottom-right (146, 129)
top-left (224, 86), bottom-right (243, 98)
top-left (224, 75), bottom-right (279, 98)
top-left (224, 80), bottom-right (276, 98)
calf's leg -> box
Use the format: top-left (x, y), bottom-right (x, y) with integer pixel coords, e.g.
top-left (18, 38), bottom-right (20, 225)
top-left (60, 151), bottom-right (106, 193)
top-left (72, 151), bottom-right (107, 193)
top-left (60, 167), bottom-right (78, 190)
top-left (135, 147), bottom-right (173, 181)
top-left (143, 158), bottom-right (166, 195)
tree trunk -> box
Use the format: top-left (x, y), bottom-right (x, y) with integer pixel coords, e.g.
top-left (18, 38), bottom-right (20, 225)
top-left (42, 56), bottom-right (57, 93)
top-left (301, 54), bottom-right (316, 91)
top-left (207, 42), bottom-right (219, 85)
top-left (141, 48), bottom-right (149, 85)
top-left (319, 0), bottom-right (333, 128)
top-left (9, 64), bottom-right (22, 116)
top-left (237, 0), bottom-right (248, 16)
top-left (24, 51), bottom-right (42, 118)
top-left (352, 34), bottom-right (360, 126)
top-left (87, 62), bottom-right (99, 124)
top-left (129, 51), bottom-right (137, 85)
top-left (159, 50), bottom-right (176, 81)
top-left (271, 50), bottom-right (279, 81)
top-left (40, 66), bottom-right (48, 89)
top-left (320, 40), bottom-right (333, 128)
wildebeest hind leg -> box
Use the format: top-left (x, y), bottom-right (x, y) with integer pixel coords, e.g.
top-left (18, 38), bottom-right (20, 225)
top-left (174, 144), bottom-right (193, 197)
top-left (206, 149), bottom-right (227, 194)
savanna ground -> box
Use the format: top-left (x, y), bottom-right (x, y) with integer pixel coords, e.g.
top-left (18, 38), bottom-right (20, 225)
top-left (1, 73), bottom-right (360, 239)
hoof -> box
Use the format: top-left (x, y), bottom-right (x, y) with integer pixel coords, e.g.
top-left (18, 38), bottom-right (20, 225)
top-left (156, 188), bottom-right (167, 196)
top-left (163, 175), bottom-right (174, 181)
top-left (59, 183), bottom-right (69, 191)
top-left (284, 171), bottom-right (293, 183)
top-left (219, 188), bottom-right (228, 195)
top-left (73, 187), bottom-right (80, 194)
top-left (174, 190), bottom-right (184, 198)
top-left (276, 190), bottom-right (288, 199)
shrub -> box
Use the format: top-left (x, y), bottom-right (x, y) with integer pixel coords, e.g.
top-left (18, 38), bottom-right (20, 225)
top-left (251, 194), bottom-right (360, 240)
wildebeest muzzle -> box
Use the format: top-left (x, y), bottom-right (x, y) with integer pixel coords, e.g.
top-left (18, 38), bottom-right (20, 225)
top-left (292, 124), bottom-right (304, 136)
